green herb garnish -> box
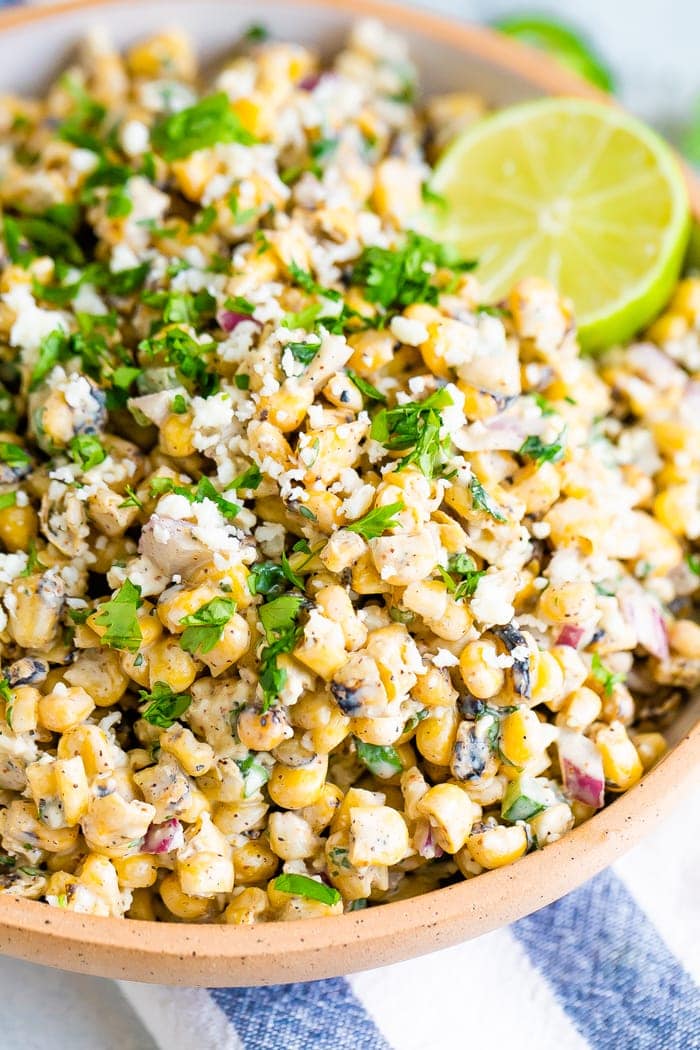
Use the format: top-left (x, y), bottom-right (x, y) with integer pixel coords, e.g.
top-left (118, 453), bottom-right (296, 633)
top-left (140, 681), bottom-right (191, 728)
top-left (180, 597), bottom-right (237, 655)
top-left (346, 369), bottom-right (387, 404)
top-left (151, 92), bottom-right (256, 161)
top-left (346, 500), bottom-right (404, 540)
top-left (469, 475), bottom-right (507, 523)
top-left (69, 435), bottom-right (106, 472)
top-left (271, 873), bottom-right (341, 906)
top-left (93, 579), bottom-right (142, 652)
top-left (591, 653), bottom-right (626, 697)
top-left (370, 388), bottom-right (453, 478)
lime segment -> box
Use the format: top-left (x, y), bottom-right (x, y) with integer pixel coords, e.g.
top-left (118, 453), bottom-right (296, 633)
top-left (424, 98), bottom-right (691, 349)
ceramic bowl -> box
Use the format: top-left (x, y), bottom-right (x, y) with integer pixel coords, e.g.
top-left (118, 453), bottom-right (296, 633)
top-left (0, 0), bottom-right (697, 987)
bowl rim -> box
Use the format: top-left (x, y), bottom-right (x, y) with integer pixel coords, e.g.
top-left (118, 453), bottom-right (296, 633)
top-left (0, 0), bottom-right (698, 987)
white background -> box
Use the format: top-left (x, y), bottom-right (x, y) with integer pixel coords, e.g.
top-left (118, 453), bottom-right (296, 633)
top-left (0, 1), bottom-right (698, 1047)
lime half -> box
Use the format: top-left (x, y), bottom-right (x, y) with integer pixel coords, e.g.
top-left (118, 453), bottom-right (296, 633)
top-left (424, 98), bottom-right (691, 349)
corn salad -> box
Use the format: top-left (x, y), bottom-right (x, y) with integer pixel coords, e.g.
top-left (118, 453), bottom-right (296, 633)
top-left (0, 19), bottom-right (695, 924)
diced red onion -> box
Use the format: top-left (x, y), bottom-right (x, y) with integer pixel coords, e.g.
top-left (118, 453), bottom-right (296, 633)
top-left (298, 72), bottom-right (322, 91)
top-left (143, 819), bottom-right (184, 855)
top-left (556, 625), bottom-right (586, 649)
top-left (558, 731), bottom-right (605, 808)
top-left (414, 821), bottom-right (444, 860)
top-left (619, 584), bottom-right (669, 661)
top-left (217, 309), bottom-right (259, 333)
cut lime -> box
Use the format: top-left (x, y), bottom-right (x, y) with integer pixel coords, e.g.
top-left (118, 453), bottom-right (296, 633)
top-left (423, 98), bottom-right (691, 350)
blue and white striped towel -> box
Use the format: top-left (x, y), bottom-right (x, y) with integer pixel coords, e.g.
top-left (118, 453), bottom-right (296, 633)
top-left (119, 782), bottom-right (700, 1050)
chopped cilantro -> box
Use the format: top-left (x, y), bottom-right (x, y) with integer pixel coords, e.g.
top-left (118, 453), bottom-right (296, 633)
top-left (351, 230), bottom-right (475, 313)
top-left (0, 492), bottom-right (16, 511)
top-left (248, 562), bottom-right (288, 598)
top-left (0, 677), bottom-right (13, 729)
top-left (438, 552), bottom-right (485, 600)
top-left (244, 22), bottom-right (269, 42)
top-left (421, 183), bottom-right (447, 209)
top-left (287, 340), bottom-right (321, 366)
top-left (228, 464), bottom-right (262, 491)
top-left (139, 327), bottom-right (218, 396)
top-left (20, 541), bottom-right (46, 577)
top-left (271, 873), bottom-right (341, 906)
top-left (93, 579), bottom-right (142, 652)
top-left (591, 653), bottom-right (626, 697)
top-left (354, 739), bottom-right (403, 778)
top-left (190, 204), bottom-right (217, 233)
top-left (150, 92), bottom-right (256, 161)
top-left (258, 594), bottom-right (305, 711)
top-left (30, 330), bottom-right (67, 390)
top-left (469, 475), bottom-right (507, 523)
top-left (370, 388), bottom-right (453, 478)
top-left (118, 485), bottom-right (143, 510)
top-left (346, 500), bottom-right (404, 540)
top-left (0, 442), bottom-right (29, 468)
top-left (235, 754), bottom-right (270, 797)
top-left (4, 213), bottom-right (84, 267)
top-left (234, 374), bottom-right (250, 390)
top-left (180, 596), bottom-right (237, 655)
top-left (686, 553), bottom-right (700, 576)
top-left (309, 136), bottom-right (338, 176)
top-left (69, 435), bottom-right (106, 472)
top-left (139, 681), bottom-right (191, 728)
top-left (171, 394), bottom-right (188, 414)
top-left (518, 431), bottom-right (566, 467)
top-left (346, 369), bottom-right (387, 404)
top-left (224, 295), bottom-right (256, 316)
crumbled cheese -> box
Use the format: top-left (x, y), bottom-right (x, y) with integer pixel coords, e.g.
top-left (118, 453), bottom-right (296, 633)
top-left (0, 552), bottom-right (28, 585)
top-left (120, 119), bottom-right (150, 157)
top-left (390, 315), bottom-right (428, 346)
top-left (3, 285), bottom-right (69, 364)
top-left (432, 648), bottom-right (459, 668)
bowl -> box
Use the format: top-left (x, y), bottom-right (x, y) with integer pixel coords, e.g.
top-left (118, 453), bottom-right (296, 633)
top-left (0, 0), bottom-right (697, 987)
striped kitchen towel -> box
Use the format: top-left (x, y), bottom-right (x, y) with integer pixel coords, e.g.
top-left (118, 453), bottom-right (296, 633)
top-left (119, 782), bottom-right (700, 1050)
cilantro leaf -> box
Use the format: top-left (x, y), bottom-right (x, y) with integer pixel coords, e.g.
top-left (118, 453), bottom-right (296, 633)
top-left (30, 330), bottom-right (68, 390)
top-left (258, 594), bottom-right (304, 711)
top-left (271, 873), bottom-right (340, 906)
top-left (351, 230), bottom-right (475, 312)
top-left (139, 681), bottom-right (191, 728)
top-left (93, 579), bottom-right (142, 652)
top-left (354, 739), bottom-right (403, 778)
top-left (518, 432), bottom-right (566, 467)
top-left (69, 434), bottom-right (106, 472)
top-left (346, 369), bottom-right (387, 404)
top-left (118, 485), bottom-right (143, 510)
top-left (20, 541), bottom-right (46, 577)
top-left (370, 388), bottom-right (453, 478)
top-left (180, 596), bottom-right (237, 655)
top-left (346, 500), bottom-right (404, 540)
top-left (0, 493), bottom-right (17, 511)
top-left (439, 552), bottom-right (485, 600)
top-left (228, 464), bottom-right (262, 491)
top-left (591, 653), bottom-right (626, 697)
top-left (686, 553), bottom-right (700, 576)
top-left (0, 442), bottom-right (30, 469)
top-left (235, 754), bottom-right (270, 797)
top-left (469, 475), bottom-right (507, 523)
top-left (151, 93), bottom-right (256, 161)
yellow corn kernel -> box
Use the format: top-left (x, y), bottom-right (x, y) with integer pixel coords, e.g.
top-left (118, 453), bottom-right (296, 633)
top-left (237, 705), bottom-right (292, 751)
top-left (38, 685), bottom-right (95, 733)
top-left (459, 639), bottom-right (505, 700)
top-left (646, 311), bottom-right (688, 344)
top-left (555, 686), bottom-right (602, 732)
top-left (670, 277), bottom-right (700, 322)
top-left (113, 853), bottom-right (158, 889)
top-left (415, 705), bottom-right (459, 766)
top-left (347, 329), bottom-right (395, 375)
top-left (57, 724), bottom-right (113, 778)
top-left (267, 754), bottom-right (328, 810)
top-left (232, 838), bottom-right (279, 885)
top-left (0, 502), bottom-right (37, 552)
top-left (417, 783), bottom-right (481, 853)
top-left (372, 157), bottom-right (422, 225)
top-left (351, 550), bottom-right (390, 595)
top-left (653, 485), bottom-right (693, 537)
top-left (128, 888), bottom-right (156, 921)
top-left (200, 614), bottom-right (251, 677)
top-left (160, 873), bottom-right (212, 920)
top-left (500, 707), bottom-right (543, 767)
top-left (64, 648), bottom-right (129, 707)
top-left (668, 618), bottom-right (700, 658)
top-left (530, 650), bottom-right (565, 706)
top-left (348, 804), bottom-right (410, 866)
top-left (512, 461), bottom-right (561, 516)
top-left (466, 824), bottom-right (528, 869)
top-left (596, 722), bottom-right (643, 791)
top-left (411, 664), bottom-right (459, 709)
top-left (629, 510), bottom-right (682, 575)
top-left (127, 30), bottom-right (195, 80)
top-left (223, 887), bottom-right (269, 925)
top-left (307, 709), bottom-right (351, 755)
top-left (159, 413), bottom-right (196, 458)
top-left (257, 383), bottom-right (314, 433)
top-left (54, 756), bottom-right (90, 825)
top-left (230, 96), bottom-right (263, 137)
top-left (537, 581), bottom-right (597, 624)
top-left (315, 585), bottom-right (367, 651)
top-left (7, 684), bottom-right (39, 733)
top-left (81, 793), bottom-right (155, 858)
top-left (157, 584), bottom-right (220, 633)
top-left (147, 637), bottom-right (197, 691)
top-left (294, 611), bottom-right (347, 680)
top-left (631, 731), bottom-right (667, 772)
top-left (160, 724), bottom-right (214, 777)
top-left (351, 714), bottom-right (404, 746)
top-left (299, 782), bottom-right (344, 834)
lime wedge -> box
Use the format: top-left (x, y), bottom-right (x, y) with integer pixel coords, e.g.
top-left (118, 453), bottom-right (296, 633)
top-left (424, 98), bottom-right (691, 350)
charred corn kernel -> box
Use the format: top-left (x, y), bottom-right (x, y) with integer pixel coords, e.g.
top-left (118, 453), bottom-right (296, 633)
top-left (159, 413), bottom-right (196, 458)
top-left (160, 873), bottom-right (211, 920)
top-left (415, 705), bottom-right (459, 766)
top-left (64, 648), bottom-right (129, 707)
top-left (160, 724), bottom-right (214, 777)
top-left (500, 707), bottom-right (545, 767)
top-left (530, 650), bottom-right (565, 706)
top-left (54, 756), bottom-right (90, 825)
top-left (299, 782), bottom-right (343, 834)
top-left (466, 824), bottom-right (528, 869)
top-left (459, 640), bottom-right (505, 700)
top-left (538, 581), bottom-right (597, 624)
top-left (147, 637), bottom-right (197, 691)
top-left (631, 731), bottom-right (668, 772)
top-left (232, 838), bottom-right (279, 885)
top-left (39, 685), bottom-right (95, 733)
top-left (0, 502), bottom-right (37, 552)
top-left (596, 722), bottom-right (643, 790)
top-left (646, 311), bottom-right (688, 344)
top-left (6, 574), bottom-right (63, 650)
top-left (411, 664), bottom-right (458, 709)
top-left (555, 686), bottom-right (602, 732)
top-left (223, 887), bottom-right (268, 925)
top-left (348, 805), bottom-right (410, 866)
top-left (267, 753), bottom-right (328, 810)
top-left (315, 585), bottom-right (367, 651)
top-left (416, 783), bottom-right (481, 853)
top-left (7, 684), bottom-right (39, 733)
top-left (113, 853), bottom-right (158, 889)
top-left (238, 705), bottom-right (292, 751)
